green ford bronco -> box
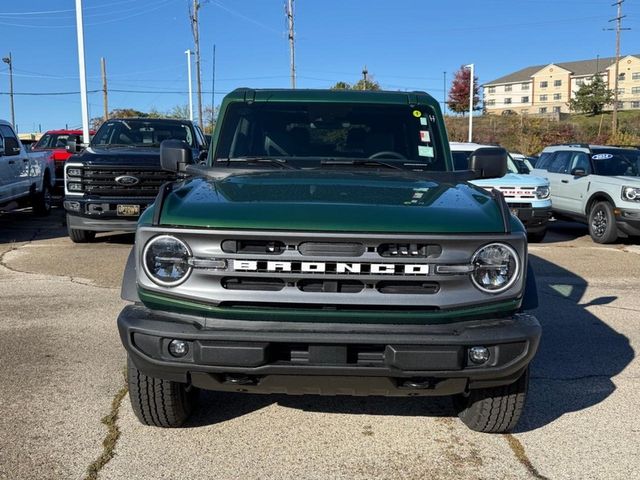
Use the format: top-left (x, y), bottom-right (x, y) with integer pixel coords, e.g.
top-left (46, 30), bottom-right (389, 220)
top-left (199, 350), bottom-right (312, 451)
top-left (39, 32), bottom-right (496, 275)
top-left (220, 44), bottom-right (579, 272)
top-left (118, 88), bottom-right (541, 433)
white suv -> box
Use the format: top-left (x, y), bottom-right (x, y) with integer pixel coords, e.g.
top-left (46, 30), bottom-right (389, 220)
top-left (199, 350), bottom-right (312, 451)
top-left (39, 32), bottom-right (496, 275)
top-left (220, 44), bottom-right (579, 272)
top-left (533, 144), bottom-right (640, 243)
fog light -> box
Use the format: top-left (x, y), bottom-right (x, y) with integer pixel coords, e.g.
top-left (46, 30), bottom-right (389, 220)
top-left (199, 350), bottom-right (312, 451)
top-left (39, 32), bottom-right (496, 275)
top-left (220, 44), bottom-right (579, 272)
top-left (168, 339), bottom-right (189, 357)
top-left (63, 201), bottom-right (81, 212)
top-left (469, 346), bottom-right (490, 364)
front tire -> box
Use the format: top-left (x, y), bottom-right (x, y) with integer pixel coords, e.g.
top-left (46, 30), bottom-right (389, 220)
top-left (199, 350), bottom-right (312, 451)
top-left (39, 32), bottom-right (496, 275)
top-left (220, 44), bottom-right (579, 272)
top-left (32, 180), bottom-right (52, 216)
top-left (127, 356), bottom-right (198, 427)
top-left (588, 201), bottom-right (618, 244)
top-left (454, 368), bottom-right (529, 433)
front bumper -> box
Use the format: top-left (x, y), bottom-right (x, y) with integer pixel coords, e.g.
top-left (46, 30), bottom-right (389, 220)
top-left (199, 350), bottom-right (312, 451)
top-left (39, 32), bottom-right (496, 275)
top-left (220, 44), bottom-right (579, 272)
top-left (616, 208), bottom-right (640, 237)
top-left (510, 204), bottom-right (552, 233)
top-left (64, 196), bottom-right (155, 232)
top-left (118, 304), bottom-right (541, 396)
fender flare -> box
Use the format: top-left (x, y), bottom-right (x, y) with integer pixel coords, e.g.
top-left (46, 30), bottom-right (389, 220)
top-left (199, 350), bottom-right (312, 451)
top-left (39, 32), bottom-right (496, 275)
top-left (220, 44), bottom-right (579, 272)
top-left (585, 191), bottom-right (616, 215)
top-left (520, 262), bottom-right (538, 311)
top-left (121, 247), bottom-right (140, 302)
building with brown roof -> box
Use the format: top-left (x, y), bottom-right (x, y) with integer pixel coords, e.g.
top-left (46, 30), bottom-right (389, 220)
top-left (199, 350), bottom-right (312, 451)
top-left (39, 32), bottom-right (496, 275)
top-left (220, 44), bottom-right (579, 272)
top-left (483, 54), bottom-right (640, 115)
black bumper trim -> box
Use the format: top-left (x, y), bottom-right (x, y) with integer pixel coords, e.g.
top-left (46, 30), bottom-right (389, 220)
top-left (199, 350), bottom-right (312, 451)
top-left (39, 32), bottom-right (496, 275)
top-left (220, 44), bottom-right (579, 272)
top-left (66, 212), bottom-right (140, 232)
top-left (118, 305), bottom-right (541, 396)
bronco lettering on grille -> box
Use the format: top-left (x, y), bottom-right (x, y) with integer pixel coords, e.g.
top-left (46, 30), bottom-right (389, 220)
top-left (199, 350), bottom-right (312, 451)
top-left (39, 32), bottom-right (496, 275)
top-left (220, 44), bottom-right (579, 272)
top-left (232, 260), bottom-right (429, 275)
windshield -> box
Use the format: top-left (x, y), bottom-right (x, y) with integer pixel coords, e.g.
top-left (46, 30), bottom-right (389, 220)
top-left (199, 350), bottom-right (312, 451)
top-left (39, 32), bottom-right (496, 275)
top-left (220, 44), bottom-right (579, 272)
top-left (591, 149), bottom-right (640, 177)
top-left (91, 119), bottom-right (195, 148)
top-left (34, 133), bottom-right (87, 150)
top-left (214, 102), bottom-right (447, 170)
top-left (451, 149), bottom-right (517, 175)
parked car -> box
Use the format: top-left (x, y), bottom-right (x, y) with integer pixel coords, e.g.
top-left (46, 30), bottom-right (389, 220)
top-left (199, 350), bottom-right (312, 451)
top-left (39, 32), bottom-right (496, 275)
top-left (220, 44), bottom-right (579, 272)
top-left (510, 153), bottom-right (534, 174)
top-left (63, 118), bottom-right (208, 243)
top-left (533, 144), bottom-right (640, 243)
top-left (0, 120), bottom-right (55, 215)
top-left (118, 88), bottom-right (541, 433)
top-left (450, 142), bottom-right (552, 242)
top-left (31, 129), bottom-right (94, 194)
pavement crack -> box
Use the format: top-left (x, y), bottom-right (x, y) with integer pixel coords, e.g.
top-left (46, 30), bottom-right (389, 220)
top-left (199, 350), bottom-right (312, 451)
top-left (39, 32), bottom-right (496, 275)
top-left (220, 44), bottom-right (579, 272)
top-left (84, 372), bottom-right (128, 480)
top-left (504, 434), bottom-right (550, 480)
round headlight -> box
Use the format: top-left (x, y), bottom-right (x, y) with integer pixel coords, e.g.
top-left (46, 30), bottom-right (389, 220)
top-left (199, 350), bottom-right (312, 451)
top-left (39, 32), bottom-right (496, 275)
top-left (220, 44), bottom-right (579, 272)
top-left (143, 235), bottom-right (192, 287)
top-left (471, 243), bottom-right (520, 293)
top-left (536, 186), bottom-right (550, 199)
top-left (623, 186), bottom-right (639, 201)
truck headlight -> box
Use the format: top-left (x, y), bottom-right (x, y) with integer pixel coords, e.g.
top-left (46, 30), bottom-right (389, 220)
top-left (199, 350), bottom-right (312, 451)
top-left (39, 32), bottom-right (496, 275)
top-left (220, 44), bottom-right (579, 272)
top-left (67, 168), bottom-right (82, 177)
top-left (535, 186), bottom-right (550, 199)
top-left (67, 182), bottom-right (83, 192)
top-left (622, 186), bottom-right (640, 201)
top-left (142, 235), bottom-right (192, 286)
top-left (471, 243), bottom-right (520, 293)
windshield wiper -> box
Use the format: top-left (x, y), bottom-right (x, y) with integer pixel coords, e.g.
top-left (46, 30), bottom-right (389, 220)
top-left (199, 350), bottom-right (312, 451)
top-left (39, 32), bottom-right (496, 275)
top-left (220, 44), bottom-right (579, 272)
top-left (220, 157), bottom-right (298, 170)
top-left (320, 159), bottom-right (404, 170)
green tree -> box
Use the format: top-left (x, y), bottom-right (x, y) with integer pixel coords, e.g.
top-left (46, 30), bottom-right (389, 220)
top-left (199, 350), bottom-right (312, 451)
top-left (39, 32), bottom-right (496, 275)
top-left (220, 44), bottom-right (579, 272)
top-left (568, 76), bottom-right (614, 115)
top-left (331, 77), bottom-right (380, 91)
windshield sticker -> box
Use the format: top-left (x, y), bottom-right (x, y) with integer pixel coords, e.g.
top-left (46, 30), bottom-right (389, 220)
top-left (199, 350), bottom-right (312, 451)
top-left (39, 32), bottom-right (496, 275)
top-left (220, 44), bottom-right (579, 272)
top-left (412, 110), bottom-right (422, 118)
top-left (419, 131), bottom-right (430, 143)
top-left (418, 145), bottom-right (434, 157)
top-left (592, 153), bottom-right (613, 160)
top-left (419, 117), bottom-right (427, 126)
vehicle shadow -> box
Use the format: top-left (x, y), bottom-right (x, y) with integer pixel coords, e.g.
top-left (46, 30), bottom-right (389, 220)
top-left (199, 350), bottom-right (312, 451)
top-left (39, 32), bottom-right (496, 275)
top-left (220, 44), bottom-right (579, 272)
top-left (545, 219), bottom-right (639, 245)
top-left (186, 253), bottom-right (634, 432)
top-left (0, 207), bottom-right (68, 243)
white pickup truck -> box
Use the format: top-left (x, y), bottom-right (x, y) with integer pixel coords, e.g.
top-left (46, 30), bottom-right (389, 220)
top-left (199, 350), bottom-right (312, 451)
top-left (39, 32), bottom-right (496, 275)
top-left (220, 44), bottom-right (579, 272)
top-left (0, 119), bottom-right (54, 215)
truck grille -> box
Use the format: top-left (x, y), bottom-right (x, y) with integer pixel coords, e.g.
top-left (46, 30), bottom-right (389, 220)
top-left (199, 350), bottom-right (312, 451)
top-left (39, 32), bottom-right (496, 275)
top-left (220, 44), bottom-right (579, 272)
top-left (80, 167), bottom-right (176, 197)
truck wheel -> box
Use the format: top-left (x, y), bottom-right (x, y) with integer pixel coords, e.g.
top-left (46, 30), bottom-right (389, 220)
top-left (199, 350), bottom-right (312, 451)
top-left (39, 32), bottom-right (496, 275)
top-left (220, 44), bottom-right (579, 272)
top-left (453, 368), bottom-right (529, 433)
top-left (588, 201), bottom-right (618, 244)
top-left (32, 180), bottom-right (52, 216)
top-left (527, 229), bottom-right (546, 243)
top-left (127, 356), bottom-right (197, 428)
top-left (67, 226), bottom-right (96, 243)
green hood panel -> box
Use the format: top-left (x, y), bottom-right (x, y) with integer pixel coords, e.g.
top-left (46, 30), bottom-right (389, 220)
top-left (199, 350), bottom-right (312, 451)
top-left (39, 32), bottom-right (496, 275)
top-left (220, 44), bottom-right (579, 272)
top-left (159, 170), bottom-right (506, 234)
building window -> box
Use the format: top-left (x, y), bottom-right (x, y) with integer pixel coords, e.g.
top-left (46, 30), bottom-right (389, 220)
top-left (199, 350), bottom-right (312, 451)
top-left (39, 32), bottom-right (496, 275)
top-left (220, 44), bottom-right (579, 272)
top-left (521, 96), bottom-right (529, 103)
top-left (632, 86), bottom-right (640, 94)
top-left (618, 73), bottom-right (626, 81)
top-left (632, 101), bottom-right (640, 108)
top-left (617, 88), bottom-right (625, 95)
top-left (521, 83), bottom-right (530, 90)
top-left (504, 98), bottom-right (512, 104)
top-left (488, 86), bottom-right (496, 94)
top-left (617, 101), bottom-right (624, 109)
top-left (554, 79), bottom-right (562, 87)
top-left (553, 106), bottom-right (561, 113)
top-left (576, 78), bottom-right (585, 86)
top-left (540, 94), bottom-right (548, 102)
top-left (633, 72), bottom-right (640, 80)
top-left (539, 107), bottom-right (547, 114)
top-left (504, 85), bottom-right (512, 92)
top-left (487, 99), bottom-right (496, 106)
top-left (540, 81), bottom-right (548, 88)
top-left (553, 93), bottom-right (562, 100)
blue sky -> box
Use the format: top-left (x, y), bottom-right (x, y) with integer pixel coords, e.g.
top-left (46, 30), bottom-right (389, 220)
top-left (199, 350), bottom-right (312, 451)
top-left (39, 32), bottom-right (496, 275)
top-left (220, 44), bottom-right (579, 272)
top-left (1, 0), bottom-right (640, 132)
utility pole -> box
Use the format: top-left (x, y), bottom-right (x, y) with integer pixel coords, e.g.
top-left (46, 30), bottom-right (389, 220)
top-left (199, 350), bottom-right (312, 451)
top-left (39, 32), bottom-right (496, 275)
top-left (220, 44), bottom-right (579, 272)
top-left (286, 0), bottom-right (296, 88)
top-left (101, 57), bottom-right (108, 122)
top-left (466, 63), bottom-right (474, 143)
top-left (607, 0), bottom-right (630, 136)
top-left (2, 53), bottom-right (14, 127)
top-left (189, 0), bottom-right (204, 129)
top-left (74, 0), bottom-right (90, 145)
top-left (211, 44), bottom-right (216, 134)
top-left (362, 66), bottom-right (369, 90)
top-left (185, 50), bottom-right (193, 121)
top-left (443, 71), bottom-right (447, 115)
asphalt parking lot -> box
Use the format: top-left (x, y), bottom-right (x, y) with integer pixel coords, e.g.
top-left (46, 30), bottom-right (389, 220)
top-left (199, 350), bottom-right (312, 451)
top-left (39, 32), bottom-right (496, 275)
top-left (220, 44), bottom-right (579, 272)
top-left (1, 208), bottom-right (638, 480)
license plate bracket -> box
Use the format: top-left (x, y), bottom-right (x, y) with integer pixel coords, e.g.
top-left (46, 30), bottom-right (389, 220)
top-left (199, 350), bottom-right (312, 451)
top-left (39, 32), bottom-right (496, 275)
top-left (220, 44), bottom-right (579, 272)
top-left (117, 204), bottom-right (140, 216)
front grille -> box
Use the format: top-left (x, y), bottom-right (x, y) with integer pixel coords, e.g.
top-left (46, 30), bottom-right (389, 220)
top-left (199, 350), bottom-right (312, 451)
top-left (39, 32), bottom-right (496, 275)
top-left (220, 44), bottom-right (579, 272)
top-left (508, 203), bottom-right (533, 209)
top-left (493, 186), bottom-right (536, 199)
top-left (78, 167), bottom-right (176, 197)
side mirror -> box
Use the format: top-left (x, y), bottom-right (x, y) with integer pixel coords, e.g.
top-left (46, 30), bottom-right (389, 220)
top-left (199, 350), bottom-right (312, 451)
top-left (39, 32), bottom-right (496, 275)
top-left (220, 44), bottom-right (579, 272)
top-left (198, 150), bottom-right (208, 162)
top-left (571, 167), bottom-right (587, 177)
top-left (66, 140), bottom-right (77, 153)
top-left (469, 147), bottom-right (508, 179)
top-left (160, 139), bottom-right (193, 173)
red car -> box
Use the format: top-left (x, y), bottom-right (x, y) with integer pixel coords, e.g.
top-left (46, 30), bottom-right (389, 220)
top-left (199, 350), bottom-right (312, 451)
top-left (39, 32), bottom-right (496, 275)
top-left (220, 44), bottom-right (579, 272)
top-left (31, 129), bottom-right (95, 193)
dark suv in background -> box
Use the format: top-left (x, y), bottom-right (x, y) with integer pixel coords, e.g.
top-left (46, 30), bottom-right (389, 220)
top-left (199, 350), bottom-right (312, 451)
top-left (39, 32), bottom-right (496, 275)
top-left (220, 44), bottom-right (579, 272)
top-left (63, 118), bottom-right (207, 242)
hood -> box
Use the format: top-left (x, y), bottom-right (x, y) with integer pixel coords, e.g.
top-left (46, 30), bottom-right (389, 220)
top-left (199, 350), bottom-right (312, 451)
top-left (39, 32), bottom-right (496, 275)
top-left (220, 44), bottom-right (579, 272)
top-left (158, 170), bottom-right (508, 234)
top-left (470, 172), bottom-right (549, 188)
top-left (76, 146), bottom-right (160, 167)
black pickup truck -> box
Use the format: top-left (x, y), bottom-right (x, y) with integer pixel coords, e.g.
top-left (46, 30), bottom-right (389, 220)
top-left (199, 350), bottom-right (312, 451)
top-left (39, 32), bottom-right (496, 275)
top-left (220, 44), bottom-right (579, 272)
top-left (63, 118), bottom-right (207, 242)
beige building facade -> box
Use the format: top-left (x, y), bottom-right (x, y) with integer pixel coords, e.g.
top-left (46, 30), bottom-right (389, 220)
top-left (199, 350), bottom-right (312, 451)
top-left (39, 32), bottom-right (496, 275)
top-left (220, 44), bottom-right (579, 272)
top-left (483, 54), bottom-right (640, 115)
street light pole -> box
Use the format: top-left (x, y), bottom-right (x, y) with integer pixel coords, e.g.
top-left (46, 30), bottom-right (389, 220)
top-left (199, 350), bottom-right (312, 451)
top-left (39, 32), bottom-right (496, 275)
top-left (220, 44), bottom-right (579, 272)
top-left (467, 63), bottom-right (474, 143)
top-left (185, 49), bottom-right (194, 121)
top-left (2, 53), bottom-right (14, 127)
top-left (74, 0), bottom-right (90, 144)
